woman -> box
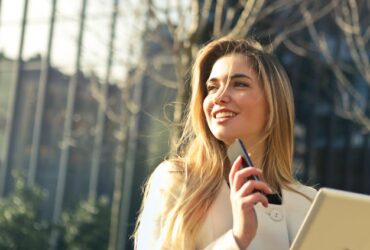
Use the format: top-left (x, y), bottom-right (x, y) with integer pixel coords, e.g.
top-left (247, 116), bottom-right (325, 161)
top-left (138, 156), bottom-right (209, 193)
top-left (134, 38), bottom-right (317, 250)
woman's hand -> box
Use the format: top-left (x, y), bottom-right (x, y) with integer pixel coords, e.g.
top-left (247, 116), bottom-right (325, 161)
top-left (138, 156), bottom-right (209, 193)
top-left (229, 156), bottom-right (272, 249)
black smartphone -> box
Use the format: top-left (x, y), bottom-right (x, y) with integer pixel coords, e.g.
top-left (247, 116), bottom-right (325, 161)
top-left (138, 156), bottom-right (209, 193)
top-left (227, 139), bottom-right (282, 204)
top-left (227, 138), bottom-right (260, 181)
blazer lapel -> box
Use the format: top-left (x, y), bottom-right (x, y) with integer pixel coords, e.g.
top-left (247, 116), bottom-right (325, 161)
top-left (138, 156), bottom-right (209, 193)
top-left (248, 202), bottom-right (290, 250)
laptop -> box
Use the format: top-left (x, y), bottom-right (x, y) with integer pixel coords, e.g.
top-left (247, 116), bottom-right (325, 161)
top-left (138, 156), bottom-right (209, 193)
top-left (290, 187), bottom-right (370, 250)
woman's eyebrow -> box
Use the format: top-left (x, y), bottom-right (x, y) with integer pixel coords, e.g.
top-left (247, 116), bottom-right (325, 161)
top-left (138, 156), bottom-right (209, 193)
top-left (229, 73), bottom-right (251, 79)
top-left (206, 73), bottom-right (251, 83)
top-left (205, 77), bottom-right (218, 85)
top-left (206, 73), bottom-right (251, 84)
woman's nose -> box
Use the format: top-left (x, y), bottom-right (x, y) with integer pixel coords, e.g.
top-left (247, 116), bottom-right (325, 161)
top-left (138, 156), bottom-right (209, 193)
top-left (213, 87), bottom-right (231, 104)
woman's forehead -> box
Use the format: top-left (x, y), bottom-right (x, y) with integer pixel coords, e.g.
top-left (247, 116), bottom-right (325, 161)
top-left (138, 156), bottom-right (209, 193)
top-left (207, 54), bottom-right (256, 81)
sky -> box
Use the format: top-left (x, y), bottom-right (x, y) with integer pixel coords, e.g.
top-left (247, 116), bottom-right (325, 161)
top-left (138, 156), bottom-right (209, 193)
top-left (0, 0), bottom-right (146, 82)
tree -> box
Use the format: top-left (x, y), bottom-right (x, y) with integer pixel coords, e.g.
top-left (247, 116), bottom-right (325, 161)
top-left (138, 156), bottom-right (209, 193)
top-left (124, 1), bottom-right (351, 148)
top-left (299, 0), bottom-right (370, 130)
top-left (143, 0), bottom-right (354, 147)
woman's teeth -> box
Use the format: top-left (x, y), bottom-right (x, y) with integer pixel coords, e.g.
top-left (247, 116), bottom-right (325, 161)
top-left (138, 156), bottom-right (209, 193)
top-left (215, 112), bottom-right (236, 118)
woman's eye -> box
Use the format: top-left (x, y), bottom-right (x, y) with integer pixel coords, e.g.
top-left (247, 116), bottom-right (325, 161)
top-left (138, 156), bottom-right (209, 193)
top-left (206, 84), bottom-right (218, 93)
top-left (233, 81), bottom-right (249, 88)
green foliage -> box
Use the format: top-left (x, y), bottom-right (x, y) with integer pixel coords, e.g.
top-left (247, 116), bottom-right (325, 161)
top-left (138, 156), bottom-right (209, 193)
top-left (0, 173), bottom-right (50, 250)
top-left (0, 174), bottom-right (111, 250)
top-left (61, 196), bottom-right (110, 250)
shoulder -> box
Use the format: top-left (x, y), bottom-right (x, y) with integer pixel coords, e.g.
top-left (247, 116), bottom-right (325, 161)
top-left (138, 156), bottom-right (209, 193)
top-left (149, 161), bottom-right (184, 185)
top-left (140, 161), bottom-right (184, 221)
top-left (293, 183), bottom-right (318, 200)
top-left (151, 160), bottom-right (184, 175)
top-left (285, 182), bottom-right (318, 202)
top-left (136, 161), bottom-right (185, 249)
top-left (147, 161), bottom-right (185, 199)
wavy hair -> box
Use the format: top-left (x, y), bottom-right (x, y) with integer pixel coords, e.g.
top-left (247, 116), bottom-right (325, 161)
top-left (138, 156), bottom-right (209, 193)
top-left (134, 38), bottom-right (297, 249)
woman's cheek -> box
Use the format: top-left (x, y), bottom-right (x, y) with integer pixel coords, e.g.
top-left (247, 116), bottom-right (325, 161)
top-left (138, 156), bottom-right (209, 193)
top-left (203, 97), bottom-right (212, 120)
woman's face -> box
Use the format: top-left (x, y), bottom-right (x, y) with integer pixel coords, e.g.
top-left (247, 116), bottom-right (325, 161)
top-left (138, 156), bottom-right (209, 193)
top-left (202, 53), bottom-right (268, 145)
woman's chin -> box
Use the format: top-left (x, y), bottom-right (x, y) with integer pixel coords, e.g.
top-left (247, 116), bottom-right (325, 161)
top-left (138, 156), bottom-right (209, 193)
top-left (213, 134), bottom-right (237, 146)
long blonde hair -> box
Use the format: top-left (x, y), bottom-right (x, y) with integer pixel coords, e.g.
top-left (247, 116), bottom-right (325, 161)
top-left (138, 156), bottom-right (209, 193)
top-left (134, 38), bottom-right (296, 249)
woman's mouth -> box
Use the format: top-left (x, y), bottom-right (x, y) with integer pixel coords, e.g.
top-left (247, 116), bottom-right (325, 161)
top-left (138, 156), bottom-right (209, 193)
top-left (214, 111), bottom-right (236, 119)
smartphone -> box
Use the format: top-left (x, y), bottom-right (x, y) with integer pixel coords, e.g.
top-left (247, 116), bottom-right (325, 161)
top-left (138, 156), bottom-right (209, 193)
top-left (227, 139), bottom-right (281, 204)
top-left (227, 138), bottom-right (260, 181)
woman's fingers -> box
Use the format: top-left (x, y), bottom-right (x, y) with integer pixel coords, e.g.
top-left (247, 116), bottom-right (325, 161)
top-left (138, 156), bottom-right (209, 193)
top-left (240, 192), bottom-right (269, 208)
top-left (237, 180), bottom-right (272, 197)
top-left (229, 158), bottom-right (270, 249)
top-left (229, 156), bottom-right (262, 188)
top-left (229, 155), bottom-right (272, 208)
top-left (231, 180), bottom-right (271, 208)
top-left (229, 155), bottom-right (243, 186)
top-left (230, 165), bottom-right (263, 191)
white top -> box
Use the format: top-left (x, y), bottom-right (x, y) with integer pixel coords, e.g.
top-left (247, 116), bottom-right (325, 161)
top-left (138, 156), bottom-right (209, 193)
top-left (136, 163), bottom-right (317, 250)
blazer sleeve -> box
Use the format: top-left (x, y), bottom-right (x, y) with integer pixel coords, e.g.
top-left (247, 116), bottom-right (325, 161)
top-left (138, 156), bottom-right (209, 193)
top-left (201, 230), bottom-right (241, 250)
top-left (136, 162), bottom-right (182, 250)
top-left (137, 163), bottom-right (241, 250)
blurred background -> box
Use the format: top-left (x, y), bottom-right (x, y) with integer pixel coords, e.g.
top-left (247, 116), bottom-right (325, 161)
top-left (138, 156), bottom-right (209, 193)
top-left (0, 0), bottom-right (369, 249)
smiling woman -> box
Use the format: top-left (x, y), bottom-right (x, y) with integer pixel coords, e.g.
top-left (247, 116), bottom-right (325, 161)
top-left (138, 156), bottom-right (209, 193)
top-left (203, 54), bottom-right (268, 150)
top-left (133, 38), bottom-right (317, 250)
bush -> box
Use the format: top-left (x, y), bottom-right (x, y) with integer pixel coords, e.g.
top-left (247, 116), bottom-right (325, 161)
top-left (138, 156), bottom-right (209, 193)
top-left (0, 173), bottom-right (50, 250)
top-left (61, 196), bottom-right (110, 250)
top-left (0, 173), bottom-right (111, 250)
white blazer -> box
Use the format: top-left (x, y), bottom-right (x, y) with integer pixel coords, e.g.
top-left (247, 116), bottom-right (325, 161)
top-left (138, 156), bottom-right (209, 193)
top-left (136, 163), bottom-right (317, 250)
